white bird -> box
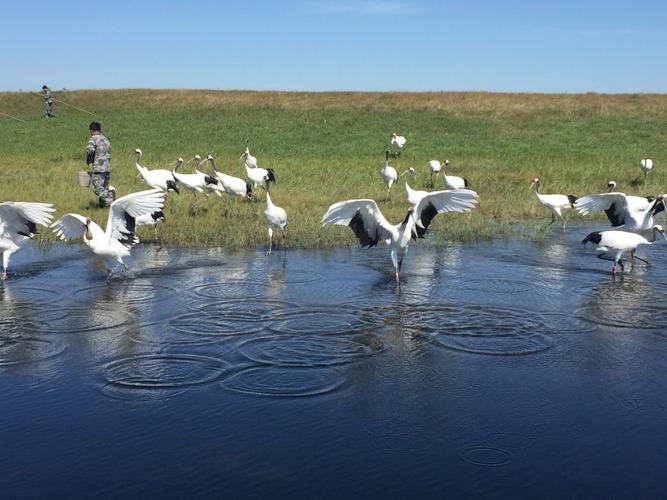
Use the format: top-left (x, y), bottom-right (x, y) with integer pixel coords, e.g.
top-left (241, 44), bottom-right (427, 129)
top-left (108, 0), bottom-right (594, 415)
top-left (322, 192), bottom-right (478, 283)
top-left (188, 154), bottom-right (224, 198)
top-left (390, 132), bottom-right (407, 151)
top-left (135, 210), bottom-right (166, 241)
top-left (0, 202), bottom-right (55, 280)
top-left (427, 160), bottom-right (441, 186)
top-left (51, 189), bottom-right (165, 276)
top-left (530, 177), bottom-right (577, 227)
top-left (134, 149), bottom-right (180, 194)
top-left (241, 147), bottom-right (275, 191)
top-left (204, 155), bottom-right (253, 200)
top-left (263, 188), bottom-right (287, 255)
top-left (172, 157), bottom-right (220, 208)
top-left (574, 183), bottom-right (664, 233)
top-left (442, 160), bottom-right (469, 190)
top-left (404, 168), bottom-right (427, 207)
top-left (640, 158), bottom-right (654, 180)
top-left (583, 225), bottom-right (667, 274)
top-left (241, 138), bottom-right (258, 169)
top-left (380, 150), bottom-right (398, 202)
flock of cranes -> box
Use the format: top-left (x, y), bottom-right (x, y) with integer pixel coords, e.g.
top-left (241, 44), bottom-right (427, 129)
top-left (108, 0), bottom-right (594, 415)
top-left (0, 129), bottom-right (663, 282)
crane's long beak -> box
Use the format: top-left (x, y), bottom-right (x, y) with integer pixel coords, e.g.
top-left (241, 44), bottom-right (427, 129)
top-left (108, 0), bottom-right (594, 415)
top-left (399, 169), bottom-right (410, 177)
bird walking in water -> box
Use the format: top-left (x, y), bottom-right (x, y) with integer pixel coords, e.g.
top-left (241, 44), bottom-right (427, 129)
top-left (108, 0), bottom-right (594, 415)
top-left (263, 182), bottom-right (287, 255)
top-left (51, 189), bottom-right (165, 278)
top-left (380, 150), bottom-right (398, 202)
top-left (530, 177), bottom-right (577, 228)
top-left (0, 201), bottom-right (55, 280)
top-left (583, 225), bottom-right (667, 275)
top-left (322, 190), bottom-right (478, 284)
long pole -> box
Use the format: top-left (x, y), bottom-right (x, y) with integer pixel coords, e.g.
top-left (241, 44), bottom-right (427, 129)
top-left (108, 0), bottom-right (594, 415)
top-left (0, 111), bottom-right (27, 123)
top-left (32, 92), bottom-right (96, 116)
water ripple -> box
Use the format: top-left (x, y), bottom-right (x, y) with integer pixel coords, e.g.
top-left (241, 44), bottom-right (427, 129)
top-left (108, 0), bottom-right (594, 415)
top-left (238, 334), bottom-right (385, 367)
top-left (168, 311), bottom-right (265, 338)
top-left (102, 354), bottom-right (228, 391)
top-left (221, 366), bottom-right (346, 398)
top-left (0, 334), bottom-right (67, 366)
top-left (270, 306), bottom-right (377, 336)
top-left (460, 446), bottom-right (512, 467)
top-left (410, 305), bottom-right (554, 356)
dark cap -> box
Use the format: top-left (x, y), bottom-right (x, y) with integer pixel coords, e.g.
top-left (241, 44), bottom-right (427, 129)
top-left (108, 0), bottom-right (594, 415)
top-left (89, 121), bottom-right (102, 132)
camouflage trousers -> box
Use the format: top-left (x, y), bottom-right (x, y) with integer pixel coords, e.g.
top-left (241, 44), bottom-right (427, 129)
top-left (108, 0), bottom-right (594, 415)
top-left (91, 172), bottom-right (113, 208)
top-left (44, 102), bottom-right (55, 118)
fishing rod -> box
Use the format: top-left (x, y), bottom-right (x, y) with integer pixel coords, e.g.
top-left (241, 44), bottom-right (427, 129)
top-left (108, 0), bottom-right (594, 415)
top-left (32, 92), bottom-right (96, 116)
top-left (0, 111), bottom-right (27, 123)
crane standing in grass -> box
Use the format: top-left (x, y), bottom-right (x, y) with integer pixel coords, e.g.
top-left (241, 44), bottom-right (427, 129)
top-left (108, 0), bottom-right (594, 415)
top-left (530, 177), bottom-right (577, 228)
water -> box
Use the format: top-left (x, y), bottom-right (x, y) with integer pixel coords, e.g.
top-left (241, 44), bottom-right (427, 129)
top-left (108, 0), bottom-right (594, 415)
top-left (2, 226), bottom-right (667, 498)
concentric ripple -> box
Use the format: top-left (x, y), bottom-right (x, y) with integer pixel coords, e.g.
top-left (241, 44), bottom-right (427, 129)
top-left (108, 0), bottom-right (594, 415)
top-left (411, 305), bottom-right (554, 356)
top-left (238, 334), bottom-right (385, 367)
top-left (221, 366), bottom-right (346, 397)
top-left (72, 281), bottom-right (176, 306)
top-left (270, 306), bottom-right (377, 336)
top-left (36, 305), bottom-right (137, 334)
top-left (1, 285), bottom-right (64, 307)
top-left (576, 303), bottom-right (667, 331)
top-left (168, 311), bottom-right (266, 338)
top-left (103, 354), bottom-right (228, 390)
top-left (0, 335), bottom-right (67, 366)
top-left (460, 446), bottom-right (512, 467)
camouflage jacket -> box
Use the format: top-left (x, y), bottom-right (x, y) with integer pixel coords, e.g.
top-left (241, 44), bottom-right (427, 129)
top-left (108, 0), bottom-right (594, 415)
top-left (43, 89), bottom-right (53, 104)
top-left (86, 133), bottom-right (111, 173)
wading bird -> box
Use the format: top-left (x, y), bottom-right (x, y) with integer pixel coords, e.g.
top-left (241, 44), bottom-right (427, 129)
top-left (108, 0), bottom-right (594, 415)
top-left (390, 133), bottom-right (407, 152)
top-left (322, 191), bottom-right (478, 283)
top-left (263, 184), bottom-right (287, 255)
top-left (583, 225), bottom-right (667, 275)
top-left (241, 147), bottom-right (275, 191)
top-left (204, 155), bottom-right (252, 200)
top-left (188, 154), bottom-right (225, 198)
top-left (0, 201), bottom-right (55, 280)
top-left (442, 160), bottom-right (469, 190)
top-left (134, 149), bottom-right (179, 194)
top-left (427, 160), bottom-right (441, 186)
top-left (574, 185), bottom-right (664, 234)
top-left (640, 158), bottom-right (653, 181)
top-left (380, 150), bottom-right (398, 202)
top-left (51, 189), bottom-right (165, 277)
top-left (136, 210), bottom-right (166, 241)
top-left (530, 177), bottom-right (577, 228)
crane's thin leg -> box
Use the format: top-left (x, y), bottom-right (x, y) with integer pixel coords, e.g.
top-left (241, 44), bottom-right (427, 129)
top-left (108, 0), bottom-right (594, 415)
top-left (267, 228), bottom-right (273, 255)
top-left (430, 172), bottom-right (434, 187)
top-left (1, 252), bottom-right (7, 281)
top-left (550, 213), bottom-right (556, 225)
top-left (282, 231), bottom-right (287, 255)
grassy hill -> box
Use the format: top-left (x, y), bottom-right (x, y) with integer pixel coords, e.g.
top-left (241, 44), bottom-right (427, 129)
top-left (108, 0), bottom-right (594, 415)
top-left (1, 89), bottom-right (666, 248)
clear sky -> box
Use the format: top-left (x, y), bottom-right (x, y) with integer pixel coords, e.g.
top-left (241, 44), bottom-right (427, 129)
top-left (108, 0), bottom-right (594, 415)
top-left (2, 0), bottom-right (666, 93)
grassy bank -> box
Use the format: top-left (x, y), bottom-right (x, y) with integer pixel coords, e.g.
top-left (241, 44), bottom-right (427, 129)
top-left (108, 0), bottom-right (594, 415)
top-left (1, 90), bottom-right (666, 248)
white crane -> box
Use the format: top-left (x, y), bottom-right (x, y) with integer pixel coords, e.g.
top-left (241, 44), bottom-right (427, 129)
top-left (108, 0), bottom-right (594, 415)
top-left (530, 177), bottom-right (577, 227)
top-left (204, 155), bottom-right (252, 200)
top-left (134, 149), bottom-right (180, 194)
top-left (188, 154), bottom-right (225, 198)
top-left (135, 210), bottom-right (166, 241)
top-left (263, 186), bottom-right (287, 255)
top-left (390, 132), bottom-right (407, 152)
top-left (640, 158), bottom-right (653, 181)
top-left (172, 157), bottom-right (220, 209)
top-left (322, 192), bottom-right (478, 283)
top-left (241, 147), bottom-right (275, 191)
top-left (442, 160), bottom-right (469, 190)
top-left (427, 160), bottom-right (441, 186)
top-left (0, 202), bottom-right (55, 280)
top-left (574, 185), bottom-right (664, 234)
top-left (51, 189), bottom-right (165, 277)
top-left (583, 225), bottom-right (667, 274)
top-left (380, 150), bottom-right (398, 202)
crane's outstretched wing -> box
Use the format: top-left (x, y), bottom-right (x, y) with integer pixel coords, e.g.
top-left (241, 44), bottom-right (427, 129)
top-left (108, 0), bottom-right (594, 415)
top-left (574, 193), bottom-right (637, 227)
top-left (51, 213), bottom-right (89, 240)
top-left (0, 202), bottom-right (55, 238)
top-left (322, 199), bottom-right (394, 247)
top-left (107, 189), bottom-right (165, 247)
top-left (414, 189), bottom-right (479, 238)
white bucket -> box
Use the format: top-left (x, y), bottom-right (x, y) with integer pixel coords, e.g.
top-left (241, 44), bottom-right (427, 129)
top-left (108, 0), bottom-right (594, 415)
top-left (78, 170), bottom-right (91, 187)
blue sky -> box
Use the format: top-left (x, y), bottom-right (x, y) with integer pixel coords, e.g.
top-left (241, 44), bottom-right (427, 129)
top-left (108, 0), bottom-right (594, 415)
top-left (2, 0), bottom-right (666, 93)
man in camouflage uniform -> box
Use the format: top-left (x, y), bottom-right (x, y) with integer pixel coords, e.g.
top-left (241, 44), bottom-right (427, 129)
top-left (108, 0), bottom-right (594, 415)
top-left (86, 122), bottom-right (115, 208)
top-left (42, 85), bottom-right (56, 118)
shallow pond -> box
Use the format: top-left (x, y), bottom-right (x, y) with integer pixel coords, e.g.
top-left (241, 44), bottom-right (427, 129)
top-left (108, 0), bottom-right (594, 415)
top-left (2, 225), bottom-right (667, 498)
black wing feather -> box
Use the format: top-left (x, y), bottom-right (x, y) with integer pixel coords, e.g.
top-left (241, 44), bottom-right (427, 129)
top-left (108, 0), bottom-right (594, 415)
top-left (416, 202), bottom-right (438, 239)
top-left (117, 211), bottom-right (137, 247)
top-left (349, 212), bottom-right (379, 248)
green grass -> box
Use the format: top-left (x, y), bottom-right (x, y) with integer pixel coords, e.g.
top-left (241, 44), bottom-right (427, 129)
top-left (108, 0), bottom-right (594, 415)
top-left (1, 89), bottom-right (666, 248)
